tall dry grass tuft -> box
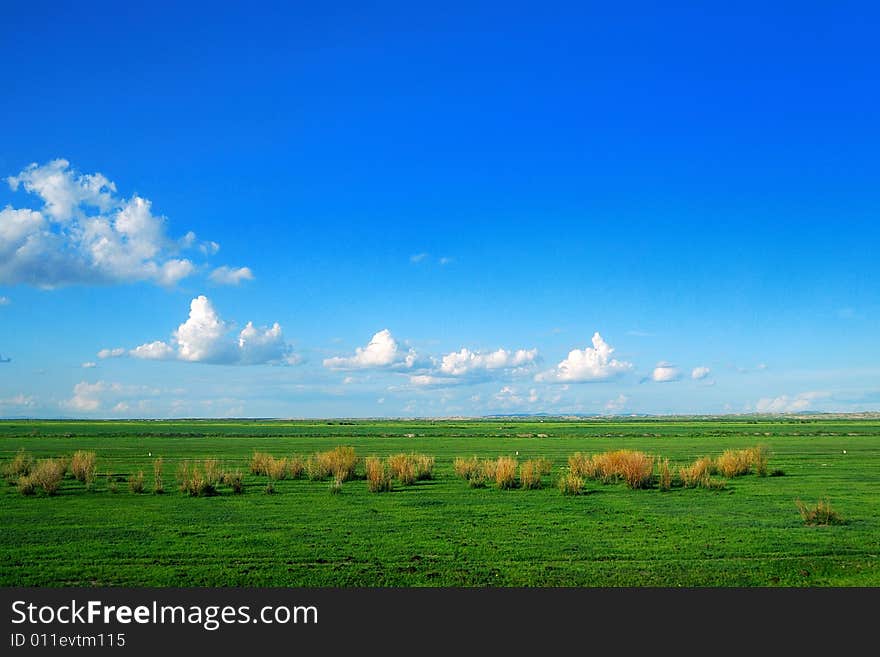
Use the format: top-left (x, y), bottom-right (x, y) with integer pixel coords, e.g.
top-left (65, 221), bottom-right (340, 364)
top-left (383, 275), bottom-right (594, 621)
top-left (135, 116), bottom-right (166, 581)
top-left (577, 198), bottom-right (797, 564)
top-left (796, 497), bottom-right (845, 526)
top-left (304, 457), bottom-right (325, 481)
top-left (17, 475), bottom-right (36, 496)
top-left (365, 457), bottom-right (393, 493)
top-left (128, 471), bottom-right (145, 494)
top-left (568, 452), bottom-right (594, 478)
top-left (519, 460), bottom-right (545, 490)
top-left (678, 457), bottom-right (715, 488)
top-left (657, 457), bottom-right (672, 491)
top-left (387, 453), bottom-right (417, 485)
top-left (28, 458), bottom-right (66, 495)
top-left (249, 451), bottom-right (273, 476)
top-left (746, 445), bottom-right (770, 476)
top-left (587, 450), bottom-right (654, 489)
top-left (203, 459), bottom-right (223, 486)
top-left (266, 457), bottom-right (289, 480)
top-left (222, 469), bottom-right (244, 494)
top-left (315, 446), bottom-right (358, 482)
top-left (414, 454), bottom-right (435, 480)
top-left (71, 450), bottom-right (97, 486)
top-left (482, 458), bottom-right (498, 481)
top-left (3, 448), bottom-right (34, 480)
top-left (286, 456), bottom-right (305, 479)
top-left (153, 458), bottom-right (164, 494)
top-left (494, 456), bottom-right (518, 489)
top-left (715, 449), bottom-right (752, 478)
top-left (558, 471), bottom-right (584, 495)
top-left (176, 461), bottom-right (217, 497)
top-left (453, 457), bottom-right (481, 480)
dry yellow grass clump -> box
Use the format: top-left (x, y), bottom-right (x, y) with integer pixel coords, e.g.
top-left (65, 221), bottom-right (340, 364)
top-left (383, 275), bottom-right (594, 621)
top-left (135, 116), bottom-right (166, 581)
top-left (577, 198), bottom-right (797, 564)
top-left (678, 456), bottom-right (716, 488)
top-left (250, 451), bottom-right (273, 476)
top-left (520, 458), bottom-right (551, 490)
top-left (3, 448), bottom-right (34, 480)
top-left (493, 456), bottom-right (518, 489)
top-left (587, 450), bottom-right (654, 489)
top-left (70, 450), bottom-right (97, 486)
top-left (715, 449), bottom-right (752, 478)
top-left (153, 457), bottom-right (164, 494)
top-left (221, 469), bottom-right (244, 494)
top-left (657, 457), bottom-right (673, 491)
top-left (387, 453), bottom-right (417, 485)
top-left (315, 446), bottom-right (358, 482)
top-left (22, 458), bottom-right (67, 495)
top-left (128, 471), bottom-right (145, 494)
top-left (176, 461), bottom-right (218, 497)
top-left (365, 457), bottom-right (393, 493)
top-left (557, 471), bottom-right (584, 495)
top-left (796, 497), bottom-right (844, 526)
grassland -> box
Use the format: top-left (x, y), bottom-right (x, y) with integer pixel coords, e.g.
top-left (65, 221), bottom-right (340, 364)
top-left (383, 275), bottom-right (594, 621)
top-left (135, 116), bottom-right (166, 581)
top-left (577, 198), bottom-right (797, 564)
top-left (1, 417), bottom-right (878, 587)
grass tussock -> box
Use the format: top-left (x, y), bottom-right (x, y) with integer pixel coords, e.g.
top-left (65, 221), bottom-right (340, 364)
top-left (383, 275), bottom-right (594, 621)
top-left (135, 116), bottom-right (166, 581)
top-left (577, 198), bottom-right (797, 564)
top-left (266, 457), bottom-right (289, 480)
top-left (17, 475), bottom-right (36, 495)
top-left (3, 448), bottom-right (35, 480)
top-left (796, 498), bottom-right (845, 526)
top-left (315, 446), bottom-right (358, 482)
top-left (558, 471), bottom-right (584, 495)
top-left (678, 457), bottom-right (716, 488)
top-left (387, 453), bottom-right (417, 485)
top-left (568, 452), bottom-right (597, 478)
top-left (176, 461), bottom-right (218, 497)
top-left (286, 456), bottom-right (305, 479)
top-left (747, 445), bottom-right (770, 476)
top-left (657, 457), bottom-right (673, 491)
top-left (519, 459), bottom-right (550, 490)
top-left (493, 456), bottom-right (518, 489)
top-left (152, 458), bottom-right (164, 494)
top-left (250, 451), bottom-right (273, 476)
top-left (70, 450), bottom-right (97, 486)
top-left (128, 471), bottom-right (145, 494)
top-left (221, 469), bottom-right (244, 494)
top-left (715, 449), bottom-right (752, 478)
top-left (588, 450), bottom-right (654, 489)
top-left (365, 457), bottom-right (393, 493)
top-left (25, 458), bottom-right (67, 495)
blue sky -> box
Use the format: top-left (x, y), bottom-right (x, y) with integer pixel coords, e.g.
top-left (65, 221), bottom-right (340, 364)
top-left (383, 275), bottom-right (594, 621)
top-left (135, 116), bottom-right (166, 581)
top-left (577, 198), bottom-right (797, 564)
top-left (1, 1), bottom-right (878, 417)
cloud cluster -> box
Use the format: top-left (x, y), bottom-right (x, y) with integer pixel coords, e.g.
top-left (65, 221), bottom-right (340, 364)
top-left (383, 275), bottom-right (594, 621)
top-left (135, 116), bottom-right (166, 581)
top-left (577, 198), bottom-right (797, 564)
top-left (1, 159), bottom-right (249, 288)
top-left (104, 295), bottom-right (297, 366)
top-left (323, 329), bottom-right (419, 370)
top-left (691, 366), bottom-right (711, 380)
top-left (536, 332), bottom-right (633, 382)
top-left (755, 391), bottom-right (828, 414)
top-left (652, 362), bottom-right (681, 382)
top-left (439, 347), bottom-right (538, 376)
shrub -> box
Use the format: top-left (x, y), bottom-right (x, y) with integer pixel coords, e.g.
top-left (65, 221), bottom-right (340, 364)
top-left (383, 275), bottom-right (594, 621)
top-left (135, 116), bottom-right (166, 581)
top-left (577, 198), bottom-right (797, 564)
top-left (18, 475), bottom-right (36, 495)
top-left (365, 457), bottom-right (393, 493)
top-left (657, 457), bottom-right (672, 491)
top-left (716, 449), bottom-right (752, 478)
top-left (494, 457), bottom-right (518, 490)
top-left (558, 472), bottom-right (584, 495)
top-left (222, 469), bottom-right (244, 494)
top-left (153, 458), bottom-right (164, 494)
top-left (3, 448), bottom-right (34, 479)
top-left (520, 460), bottom-right (545, 490)
top-left (30, 458), bottom-right (66, 495)
top-left (71, 451), bottom-right (97, 486)
top-left (128, 471), bottom-right (145, 494)
top-left (796, 498), bottom-right (845, 526)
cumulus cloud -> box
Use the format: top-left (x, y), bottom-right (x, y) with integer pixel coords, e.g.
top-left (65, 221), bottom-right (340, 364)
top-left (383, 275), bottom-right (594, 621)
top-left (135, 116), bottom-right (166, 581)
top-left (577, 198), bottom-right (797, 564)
top-left (691, 366), bottom-right (711, 380)
top-left (0, 394), bottom-right (35, 408)
top-left (97, 347), bottom-right (126, 359)
top-left (81, 362), bottom-right (97, 369)
top-left (209, 265), bottom-right (254, 285)
top-left (323, 329), bottom-right (419, 370)
top-left (652, 362), bottom-right (681, 382)
top-left (755, 391), bottom-right (829, 414)
top-left (604, 393), bottom-right (629, 413)
top-left (536, 332), bottom-right (633, 382)
top-left (1, 159), bottom-right (244, 288)
top-left (119, 295), bottom-right (298, 365)
top-left (63, 381), bottom-right (121, 412)
top-left (439, 347), bottom-right (538, 376)
top-left (409, 374), bottom-right (460, 387)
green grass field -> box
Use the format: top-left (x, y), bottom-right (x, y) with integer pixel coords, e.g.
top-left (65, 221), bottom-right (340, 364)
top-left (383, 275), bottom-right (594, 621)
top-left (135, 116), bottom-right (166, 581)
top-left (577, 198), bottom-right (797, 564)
top-left (1, 417), bottom-right (878, 587)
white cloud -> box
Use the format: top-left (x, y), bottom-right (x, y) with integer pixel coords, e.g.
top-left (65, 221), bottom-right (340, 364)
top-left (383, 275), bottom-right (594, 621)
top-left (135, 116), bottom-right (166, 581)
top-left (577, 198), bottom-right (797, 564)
top-left (409, 374), bottom-right (459, 387)
top-left (604, 393), bottom-right (629, 413)
top-left (97, 347), bottom-right (126, 359)
top-left (691, 366), bottom-right (711, 380)
top-left (409, 253), bottom-right (428, 264)
top-left (0, 394), bottom-right (35, 408)
top-left (63, 381), bottom-right (121, 412)
top-left (323, 329), bottom-right (419, 370)
top-left (439, 256), bottom-right (453, 265)
top-left (209, 265), bottom-right (254, 285)
top-left (756, 391), bottom-right (829, 414)
top-left (652, 362), bottom-right (681, 382)
top-left (536, 332), bottom-right (633, 382)
top-left (439, 347), bottom-right (538, 376)
top-left (81, 362), bottom-right (97, 369)
top-left (1, 159), bottom-right (244, 288)
top-left (124, 295), bottom-right (298, 365)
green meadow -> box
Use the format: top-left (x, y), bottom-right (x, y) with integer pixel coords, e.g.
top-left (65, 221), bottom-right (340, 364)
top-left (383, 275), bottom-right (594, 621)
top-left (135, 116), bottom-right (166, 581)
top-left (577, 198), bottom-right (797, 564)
top-left (1, 417), bottom-right (878, 587)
